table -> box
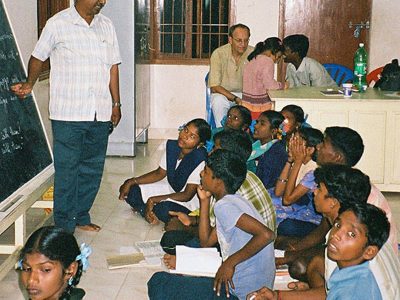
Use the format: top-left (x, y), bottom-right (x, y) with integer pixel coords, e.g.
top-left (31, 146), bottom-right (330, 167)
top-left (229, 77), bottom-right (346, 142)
top-left (269, 87), bottom-right (400, 192)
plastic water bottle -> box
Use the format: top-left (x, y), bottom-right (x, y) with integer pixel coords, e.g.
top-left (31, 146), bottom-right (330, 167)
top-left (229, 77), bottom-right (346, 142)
top-left (353, 43), bottom-right (368, 92)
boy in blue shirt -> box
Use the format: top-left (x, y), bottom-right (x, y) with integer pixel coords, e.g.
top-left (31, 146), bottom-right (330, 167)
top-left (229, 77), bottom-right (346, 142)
top-left (148, 150), bottom-right (275, 300)
top-left (325, 203), bottom-right (389, 300)
top-left (247, 203), bottom-right (390, 300)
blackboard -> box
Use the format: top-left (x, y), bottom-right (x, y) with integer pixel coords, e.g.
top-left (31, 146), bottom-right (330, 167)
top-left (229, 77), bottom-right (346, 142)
top-left (0, 1), bottom-right (52, 204)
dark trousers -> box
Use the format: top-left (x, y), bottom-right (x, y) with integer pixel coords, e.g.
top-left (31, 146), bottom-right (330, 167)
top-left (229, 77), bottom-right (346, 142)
top-left (160, 230), bottom-right (201, 255)
top-left (148, 272), bottom-right (238, 300)
top-left (52, 120), bottom-right (109, 232)
top-left (126, 185), bottom-right (191, 223)
top-left (277, 218), bottom-right (318, 237)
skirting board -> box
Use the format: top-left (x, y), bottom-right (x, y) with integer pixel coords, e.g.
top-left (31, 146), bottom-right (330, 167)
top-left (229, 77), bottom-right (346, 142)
top-left (106, 141), bottom-right (135, 157)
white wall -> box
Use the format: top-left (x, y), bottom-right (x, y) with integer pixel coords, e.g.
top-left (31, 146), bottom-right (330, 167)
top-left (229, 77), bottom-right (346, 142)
top-left (370, 0), bottom-right (400, 70)
top-left (149, 0), bottom-right (280, 138)
top-left (149, 0), bottom-right (400, 139)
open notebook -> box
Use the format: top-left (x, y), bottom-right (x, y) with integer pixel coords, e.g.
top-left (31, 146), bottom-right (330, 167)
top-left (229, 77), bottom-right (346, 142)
top-left (170, 245), bottom-right (222, 277)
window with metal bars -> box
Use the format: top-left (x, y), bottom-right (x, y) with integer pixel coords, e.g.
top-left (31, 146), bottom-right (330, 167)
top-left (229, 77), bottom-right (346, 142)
top-left (150, 0), bottom-right (232, 64)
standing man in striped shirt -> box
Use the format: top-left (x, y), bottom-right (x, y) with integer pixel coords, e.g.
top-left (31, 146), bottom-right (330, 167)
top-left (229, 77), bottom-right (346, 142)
top-left (11, 0), bottom-right (121, 233)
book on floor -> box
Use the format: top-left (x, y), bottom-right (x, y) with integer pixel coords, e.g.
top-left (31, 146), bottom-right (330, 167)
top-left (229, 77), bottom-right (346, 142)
top-left (169, 245), bottom-right (222, 278)
top-left (106, 240), bottom-right (165, 269)
top-left (106, 253), bottom-right (145, 269)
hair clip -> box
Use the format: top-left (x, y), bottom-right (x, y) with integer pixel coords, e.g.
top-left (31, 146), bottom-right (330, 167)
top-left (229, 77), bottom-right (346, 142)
top-left (301, 114), bottom-right (312, 128)
top-left (17, 259), bottom-right (23, 270)
top-left (279, 120), bottom-right (288, 136)
top-left (178, 123), bottom-right (186, 131)
top-left (76, 243), bottom-right (92, 271)
top-left (249, 120), bottom-right (256, 134)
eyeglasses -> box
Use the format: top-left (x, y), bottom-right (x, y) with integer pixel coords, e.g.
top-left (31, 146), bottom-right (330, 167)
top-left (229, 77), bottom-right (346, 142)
top-left (232, 37), bottom-right (249, 44)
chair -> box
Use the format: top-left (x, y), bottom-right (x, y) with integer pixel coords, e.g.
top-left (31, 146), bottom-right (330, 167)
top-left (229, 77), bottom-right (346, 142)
top-left (367, 66), bottom-right (384, 87)
top-left (205, 73), bottom-right (216, 129)
top-left (323, 63), bottom-right (354, 86)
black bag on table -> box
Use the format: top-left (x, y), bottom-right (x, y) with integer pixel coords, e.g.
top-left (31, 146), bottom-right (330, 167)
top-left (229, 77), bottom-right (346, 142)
top-left (374, 59), bottom-right (400, 91)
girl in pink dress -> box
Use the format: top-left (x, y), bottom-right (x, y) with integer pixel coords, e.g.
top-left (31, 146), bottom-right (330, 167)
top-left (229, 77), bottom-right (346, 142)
top-left (242, 37), bottom-right (288, 119)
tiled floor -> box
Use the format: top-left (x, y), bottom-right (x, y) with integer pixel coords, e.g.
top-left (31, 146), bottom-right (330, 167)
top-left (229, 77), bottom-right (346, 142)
top-left (0, 139), bottom-right (399, 299)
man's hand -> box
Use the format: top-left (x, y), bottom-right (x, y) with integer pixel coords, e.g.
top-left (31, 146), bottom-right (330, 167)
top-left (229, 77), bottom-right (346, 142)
top-left (234, 97), bottom-right (242, 106)
top-left (214, 260), bottom-right (235, 298)
top-left (10, 82), bottom-right (33, 99)
top-left (111, 106), bottom-right (121, 127)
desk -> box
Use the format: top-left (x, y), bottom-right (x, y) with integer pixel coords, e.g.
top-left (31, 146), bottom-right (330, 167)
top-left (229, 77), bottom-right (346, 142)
top-left (269, 87), bottom-right (400, 192)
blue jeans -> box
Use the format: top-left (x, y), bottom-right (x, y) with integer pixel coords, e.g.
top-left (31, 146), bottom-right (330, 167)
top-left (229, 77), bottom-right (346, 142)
top-left (52, 120), bottom-right (109, 232)
top-left (148, 272), bottom-right (237, 300)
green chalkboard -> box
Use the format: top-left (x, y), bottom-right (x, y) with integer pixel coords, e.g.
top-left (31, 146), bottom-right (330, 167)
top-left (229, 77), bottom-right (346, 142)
top-left (0, 1), bottom-right (52, 204)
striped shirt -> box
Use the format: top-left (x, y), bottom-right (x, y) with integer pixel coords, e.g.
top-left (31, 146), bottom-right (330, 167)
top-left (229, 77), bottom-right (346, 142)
top-left (32, 7), bottom-right (121, 121)
top-left (195, 171), bottom-right (276, 234)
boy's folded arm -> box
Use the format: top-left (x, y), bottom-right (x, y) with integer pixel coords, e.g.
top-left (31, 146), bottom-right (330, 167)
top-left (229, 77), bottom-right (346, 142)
top-left (227, 213), bottom-right (275, 267)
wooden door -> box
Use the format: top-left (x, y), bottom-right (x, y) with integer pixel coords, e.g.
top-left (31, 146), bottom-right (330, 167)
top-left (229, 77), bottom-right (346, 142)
top-left (38, 0), bottom-right (69, 79)
top-left (278, 0), bottom-right (372, 79)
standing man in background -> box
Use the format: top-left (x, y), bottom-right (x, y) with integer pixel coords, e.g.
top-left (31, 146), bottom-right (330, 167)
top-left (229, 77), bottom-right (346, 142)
top-left (11, 0), bottom-right (121, 233)
top-left (208, 23), bottom-right (253, 127)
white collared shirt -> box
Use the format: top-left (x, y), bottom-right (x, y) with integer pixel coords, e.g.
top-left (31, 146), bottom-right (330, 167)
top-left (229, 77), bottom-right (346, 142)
top-left (286, 57), bottom-right (337, 88)
top-left (32, 7), bottom-right (121, 121)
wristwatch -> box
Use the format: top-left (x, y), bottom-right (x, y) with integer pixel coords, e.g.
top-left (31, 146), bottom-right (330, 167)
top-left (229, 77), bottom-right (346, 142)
top-left (112, 101), bottom-right (121, 108)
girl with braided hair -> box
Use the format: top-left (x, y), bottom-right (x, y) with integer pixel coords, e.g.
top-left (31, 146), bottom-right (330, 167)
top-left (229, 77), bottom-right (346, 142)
top-left (18, 226), bottom-right (91, 300)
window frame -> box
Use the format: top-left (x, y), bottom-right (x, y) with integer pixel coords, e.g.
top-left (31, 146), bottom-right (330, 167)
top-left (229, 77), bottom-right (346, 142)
top-left (149, 0), bottom-right (236, 65)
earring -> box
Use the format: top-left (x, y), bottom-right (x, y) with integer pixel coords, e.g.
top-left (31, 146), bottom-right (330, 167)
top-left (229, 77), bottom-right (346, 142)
top-left (68, 276), bottom-right (74, 286)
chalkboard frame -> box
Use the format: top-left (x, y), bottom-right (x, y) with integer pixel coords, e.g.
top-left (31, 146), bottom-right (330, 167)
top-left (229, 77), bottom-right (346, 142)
top-left (0, 1), bottom-right (54, 217)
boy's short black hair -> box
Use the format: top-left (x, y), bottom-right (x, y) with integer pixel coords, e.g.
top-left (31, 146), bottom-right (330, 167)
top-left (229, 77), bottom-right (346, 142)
top-left (213, 129), bottom-right (252, 161)
top-left (344, 203), bottom-right (390, 250)
top-left (283, 34), bottom-right (309, 59)
top-left (206, 149), bottom-right (247, 194)
top-left (324, 127), bottom-right (364, 167)
top-left (299, 127), bottom-right (323, 161)
top-left (314, 164), bottom-right (371, 212)
top-left (187, 118), bottom-right (211, 144)
top-left (228, 105), bottom-right (252, 128)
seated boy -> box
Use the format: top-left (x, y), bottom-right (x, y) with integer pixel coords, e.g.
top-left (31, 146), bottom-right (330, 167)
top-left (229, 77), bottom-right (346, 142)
top-left (148, 150), bottom-right (276, 300)
top-left (325, 203), bottom-right (389, 299)
top-left (247, 203), bottom-right (390, 300)
top-left (283, 34), bottom-right (336, 88)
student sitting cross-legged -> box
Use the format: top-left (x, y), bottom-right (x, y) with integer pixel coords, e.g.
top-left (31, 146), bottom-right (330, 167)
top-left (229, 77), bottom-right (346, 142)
top-left (148, 150), bottom-right (276, 300)
top-left (118, 118), bottom-right (211, 225)
top-left (247, 203), bottom-right (390, 300)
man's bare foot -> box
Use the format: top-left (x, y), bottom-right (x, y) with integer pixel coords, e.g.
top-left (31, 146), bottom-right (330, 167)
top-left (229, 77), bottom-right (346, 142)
top-left (76, 223), bottom-right (101, 232)
top-left (287, 281), bottom-right (309, 290)
top-left (163, 254), bottom-right (176, 270)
